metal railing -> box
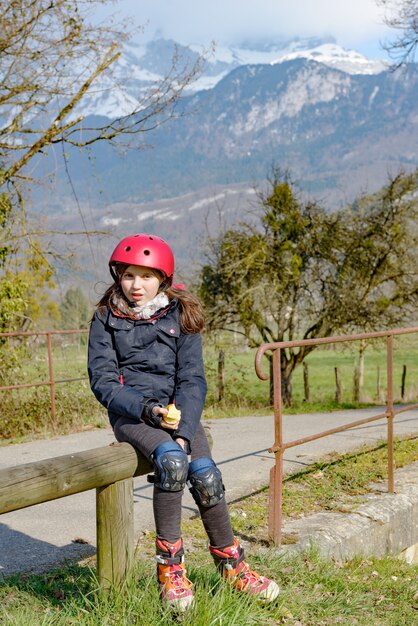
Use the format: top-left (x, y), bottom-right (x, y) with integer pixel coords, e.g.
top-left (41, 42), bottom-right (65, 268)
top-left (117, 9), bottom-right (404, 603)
top-left (0, 329), bottom-right (88, 427)
top-left (255, 326), bottom-right (418, 546)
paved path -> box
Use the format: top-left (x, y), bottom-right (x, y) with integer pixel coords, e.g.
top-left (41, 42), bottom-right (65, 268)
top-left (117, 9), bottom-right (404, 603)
top-left (1, 407), bottom-right (417, 577)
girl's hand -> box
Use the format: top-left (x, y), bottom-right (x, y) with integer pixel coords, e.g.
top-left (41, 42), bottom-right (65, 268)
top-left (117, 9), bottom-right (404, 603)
top-left (152, 406), bottom-right (178, 430)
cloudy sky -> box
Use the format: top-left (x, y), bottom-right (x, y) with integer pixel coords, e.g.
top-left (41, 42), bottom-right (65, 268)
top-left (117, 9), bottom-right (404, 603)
top-left (98, 0), bottom-right (394, 59)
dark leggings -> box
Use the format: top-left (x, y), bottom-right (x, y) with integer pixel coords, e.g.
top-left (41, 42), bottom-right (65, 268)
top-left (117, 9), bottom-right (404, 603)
top-left (113, 418), bottom-right (234, 547)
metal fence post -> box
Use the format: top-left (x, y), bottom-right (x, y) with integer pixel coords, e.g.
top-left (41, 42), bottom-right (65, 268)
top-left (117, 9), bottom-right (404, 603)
top-left (269, 348), bottom-right (283, 545)
top-left (46, 332), bottom-right (57, 428)
top-left (386, 334), bottom-right (395, 493)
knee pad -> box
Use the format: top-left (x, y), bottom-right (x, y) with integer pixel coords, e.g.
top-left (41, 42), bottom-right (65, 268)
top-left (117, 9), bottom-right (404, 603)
top-left (153, 441), bottom-right (189, 491)
top-left (188, 457), bottom-right (225, 508)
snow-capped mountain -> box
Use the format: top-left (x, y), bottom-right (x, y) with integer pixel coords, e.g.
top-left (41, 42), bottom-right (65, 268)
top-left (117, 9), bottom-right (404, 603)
top-left (39, 36), bottom-right (417, 284)
top-left (55, 51), bottom-right (417, 212)
top-left (271, 43), bottom-right (388, 75)
top-left (80, 36), bottom-right (388, 118)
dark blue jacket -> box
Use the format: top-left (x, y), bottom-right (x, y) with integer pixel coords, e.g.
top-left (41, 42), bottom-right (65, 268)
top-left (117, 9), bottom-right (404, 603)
top-left (88, 300), bottom-right (207, 444)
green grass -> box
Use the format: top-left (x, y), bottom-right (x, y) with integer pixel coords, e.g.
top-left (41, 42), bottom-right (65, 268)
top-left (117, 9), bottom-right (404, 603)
top-left (0, 384), bottom-right (107, 441)
top-left (2, 552), bottom-right (417, 625)
top-left (204, 333), bottom-right (418, 413)
top-left (1, 436), bottom-right (418, 625)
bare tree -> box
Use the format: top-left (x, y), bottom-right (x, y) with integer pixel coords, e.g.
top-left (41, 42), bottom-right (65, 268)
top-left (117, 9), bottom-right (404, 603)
top-left (0, 0), bottom-right (205, 334)
top-left (378, 0), bottom-right (418, 63)
top-left (0, 0), bottom-right (204, 193)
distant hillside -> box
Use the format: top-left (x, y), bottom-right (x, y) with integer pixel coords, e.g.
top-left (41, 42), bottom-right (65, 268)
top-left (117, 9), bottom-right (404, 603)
top-left (29, 40), bottom-right (418, 292)
top-left (50, 57), bottom-right (418, 207)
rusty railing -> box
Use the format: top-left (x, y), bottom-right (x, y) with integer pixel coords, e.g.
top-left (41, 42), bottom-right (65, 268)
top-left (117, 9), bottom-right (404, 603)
top-left (255, 326), bottom-right (418, 545)
top-left (0, 329), bottom-right (88, 428)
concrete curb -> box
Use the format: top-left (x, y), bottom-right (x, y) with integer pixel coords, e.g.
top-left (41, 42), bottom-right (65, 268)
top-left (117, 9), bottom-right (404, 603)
top-left (274, 461), bottom-right (418, 564)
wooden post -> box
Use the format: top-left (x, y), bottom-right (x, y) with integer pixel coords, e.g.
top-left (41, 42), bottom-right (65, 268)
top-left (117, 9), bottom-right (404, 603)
top-left (401, 365), bottom-right (407, 400)
top-left (334, 367), bottom-right (342, 403)
top-left (218, 349), bottom-right (225, 402)
top-left (359, 339), bottom-right (366, 389)
top-left (46, 332), bottom-right (57, 429)
top-left (203, 423), bottom-right (214, 451)
top-left (303, 362), bottom-right (310, 403)
top-left (353, 366), bottom-right (360, 402)
top-left (96, 478), bottom-right (134, 590)
top-left (0, 444), bottom-right (152, 594)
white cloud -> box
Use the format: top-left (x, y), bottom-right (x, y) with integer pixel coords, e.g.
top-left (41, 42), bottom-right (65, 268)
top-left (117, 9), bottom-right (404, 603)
top-left (101, 0), bottom-right (391, 57)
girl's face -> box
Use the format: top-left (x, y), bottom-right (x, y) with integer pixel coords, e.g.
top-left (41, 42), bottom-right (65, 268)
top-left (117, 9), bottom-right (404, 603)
top-left (120, 265), bottom-right (162, 305)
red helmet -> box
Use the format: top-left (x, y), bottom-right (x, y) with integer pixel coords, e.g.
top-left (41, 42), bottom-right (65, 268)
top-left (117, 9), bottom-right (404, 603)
top-left (109, 234), bottom-right (174, 284)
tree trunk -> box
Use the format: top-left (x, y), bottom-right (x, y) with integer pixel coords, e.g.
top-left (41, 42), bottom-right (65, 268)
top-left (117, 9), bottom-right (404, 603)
top-left (359, 339), bottom-right (366, 388)
top-left (353, 366), bottom-right (360, 402)
top-left (218, 349), bottom-right (225, 402)
top-left (281, 371), bottom-right (293, 407)
top-left (268, 356), bottom-right (293, 406)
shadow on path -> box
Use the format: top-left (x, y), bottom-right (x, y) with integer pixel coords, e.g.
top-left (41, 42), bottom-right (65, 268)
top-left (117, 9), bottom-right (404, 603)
top-left (0, 523), bottom-right (95, 579)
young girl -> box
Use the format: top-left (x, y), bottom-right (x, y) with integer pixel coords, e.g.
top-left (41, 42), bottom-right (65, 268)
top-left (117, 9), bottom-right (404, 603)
top-left (88, 233), bottom-right (279, 612)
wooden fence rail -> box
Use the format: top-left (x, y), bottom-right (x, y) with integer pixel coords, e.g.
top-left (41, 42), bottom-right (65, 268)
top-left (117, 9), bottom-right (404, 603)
top-left (0, 443), bottom-right (151, 590)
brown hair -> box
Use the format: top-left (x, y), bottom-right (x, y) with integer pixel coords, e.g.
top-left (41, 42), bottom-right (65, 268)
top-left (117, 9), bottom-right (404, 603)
top-left (95, 265), bottom-right (205, 334)
top-left (166, 286), bottom-right (205, 333)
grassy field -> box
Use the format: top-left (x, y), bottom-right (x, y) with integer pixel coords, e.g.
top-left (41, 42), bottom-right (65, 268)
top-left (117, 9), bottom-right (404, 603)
top-left (204, 332), bottom-right (418, 413)
top-left (1, 551), bottom-right (417, 625)
top-left (0, 330), bottom-right (417, 441)
top-left (1, 435), bottom-right (417, 625)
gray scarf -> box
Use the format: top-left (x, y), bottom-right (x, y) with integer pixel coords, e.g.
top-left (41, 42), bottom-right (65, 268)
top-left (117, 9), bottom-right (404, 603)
top-left (111, 291), bottom-right (169, 319)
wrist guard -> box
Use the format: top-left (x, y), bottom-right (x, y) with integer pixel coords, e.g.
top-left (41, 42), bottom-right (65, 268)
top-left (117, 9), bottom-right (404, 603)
top-left (142, 399), bottom-right (164, 427)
